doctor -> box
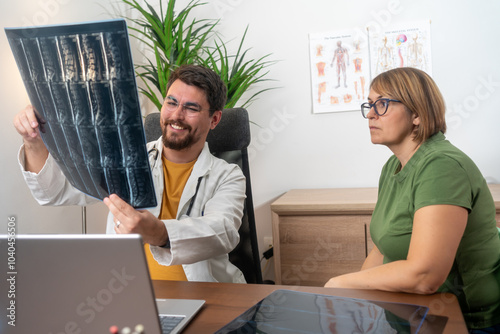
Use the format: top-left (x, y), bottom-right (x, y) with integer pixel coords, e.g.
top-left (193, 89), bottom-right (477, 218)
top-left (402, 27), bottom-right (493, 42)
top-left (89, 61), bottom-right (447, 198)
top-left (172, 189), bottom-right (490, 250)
top-left (14, 65), bottom-right (247, 283)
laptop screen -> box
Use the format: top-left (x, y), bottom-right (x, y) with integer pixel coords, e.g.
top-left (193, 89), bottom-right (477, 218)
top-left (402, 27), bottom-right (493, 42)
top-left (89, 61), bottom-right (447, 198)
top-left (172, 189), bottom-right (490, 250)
top-left (0, 234), bottom-right (163, 334)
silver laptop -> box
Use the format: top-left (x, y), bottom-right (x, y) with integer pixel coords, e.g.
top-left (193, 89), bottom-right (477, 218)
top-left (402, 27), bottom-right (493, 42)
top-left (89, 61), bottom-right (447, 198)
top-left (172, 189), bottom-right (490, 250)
top-left (0, 234), bottom-right (204, 334)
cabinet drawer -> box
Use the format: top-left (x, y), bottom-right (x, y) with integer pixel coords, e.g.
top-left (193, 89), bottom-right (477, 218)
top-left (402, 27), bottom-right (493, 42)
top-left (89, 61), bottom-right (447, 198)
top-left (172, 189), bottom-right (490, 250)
top-left (277, 215), bottom-right (371, 286)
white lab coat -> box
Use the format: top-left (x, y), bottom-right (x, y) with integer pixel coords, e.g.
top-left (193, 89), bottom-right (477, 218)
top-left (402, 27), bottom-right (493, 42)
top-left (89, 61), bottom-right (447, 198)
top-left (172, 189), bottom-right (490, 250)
top-left (18, 138), bottom-right (246, 283)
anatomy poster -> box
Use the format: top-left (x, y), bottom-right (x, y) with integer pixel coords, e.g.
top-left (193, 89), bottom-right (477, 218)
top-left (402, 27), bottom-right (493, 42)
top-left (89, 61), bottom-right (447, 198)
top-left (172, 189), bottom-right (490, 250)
top-left (369, 21), bottom-right (432, 77)
top-left (309, 21), bottom-right (432, 114)
top-left (309, 29), bottom-right (370, 114)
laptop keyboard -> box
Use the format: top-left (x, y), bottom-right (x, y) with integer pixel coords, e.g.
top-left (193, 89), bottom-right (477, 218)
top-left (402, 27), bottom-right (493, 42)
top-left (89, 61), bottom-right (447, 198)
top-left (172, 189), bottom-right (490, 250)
top-left (159, 315), bottom-right (185, 334)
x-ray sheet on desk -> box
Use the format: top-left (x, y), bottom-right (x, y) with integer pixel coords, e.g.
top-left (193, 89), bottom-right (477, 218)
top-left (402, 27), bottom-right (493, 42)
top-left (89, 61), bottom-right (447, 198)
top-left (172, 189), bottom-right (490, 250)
top-left (5, 19), bottom-right (157, 209)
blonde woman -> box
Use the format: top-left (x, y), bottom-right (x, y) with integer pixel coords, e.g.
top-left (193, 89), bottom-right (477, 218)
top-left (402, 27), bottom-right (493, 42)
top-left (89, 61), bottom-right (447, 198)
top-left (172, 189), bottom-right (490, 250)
top-left (325, 67), bottom-right (500, 333)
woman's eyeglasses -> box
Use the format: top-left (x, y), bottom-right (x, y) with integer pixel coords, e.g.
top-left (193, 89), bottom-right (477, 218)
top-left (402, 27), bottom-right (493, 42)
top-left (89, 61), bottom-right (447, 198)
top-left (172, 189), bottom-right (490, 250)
top-left (360, 98), bottom-right (401, 118)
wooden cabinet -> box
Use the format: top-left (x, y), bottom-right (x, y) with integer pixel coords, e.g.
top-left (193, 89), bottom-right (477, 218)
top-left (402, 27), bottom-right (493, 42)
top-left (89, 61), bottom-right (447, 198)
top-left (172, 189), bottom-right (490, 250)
top-left (490, 184), bottom-right (500, 227)
top-left (271, 184), bottom-right (500, 287)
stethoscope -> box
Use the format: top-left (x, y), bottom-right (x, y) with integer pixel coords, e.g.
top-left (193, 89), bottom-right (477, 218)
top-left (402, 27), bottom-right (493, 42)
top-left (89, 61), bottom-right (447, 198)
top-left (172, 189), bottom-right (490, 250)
top-left (148, 145), bottom-right (202, 216)
top-left (148, 146), bottom-right (160, 168)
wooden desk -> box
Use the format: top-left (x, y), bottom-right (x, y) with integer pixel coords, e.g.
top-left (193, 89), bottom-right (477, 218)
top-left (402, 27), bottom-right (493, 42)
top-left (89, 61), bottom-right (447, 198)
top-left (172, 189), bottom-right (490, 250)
top-left (152, 280), bottom-right (468, 334)
top-left (271, 185), bottom-right (500, 286)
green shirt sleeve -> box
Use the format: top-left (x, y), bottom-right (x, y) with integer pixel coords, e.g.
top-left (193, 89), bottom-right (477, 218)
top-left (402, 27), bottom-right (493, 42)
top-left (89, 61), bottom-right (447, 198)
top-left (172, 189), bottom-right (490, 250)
top-left (412, 154), bottom-right (472, 212)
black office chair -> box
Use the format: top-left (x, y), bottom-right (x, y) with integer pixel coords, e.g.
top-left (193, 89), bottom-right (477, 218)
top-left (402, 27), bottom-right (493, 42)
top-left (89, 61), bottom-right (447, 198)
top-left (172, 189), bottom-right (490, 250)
top-left (143, 108), bottom-right (263, 284)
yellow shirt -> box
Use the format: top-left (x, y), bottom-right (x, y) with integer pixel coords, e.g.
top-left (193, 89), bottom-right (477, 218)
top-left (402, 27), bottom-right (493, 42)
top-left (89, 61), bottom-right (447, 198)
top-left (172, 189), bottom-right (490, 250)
top-left (144, 155), bottom-right (196, 281)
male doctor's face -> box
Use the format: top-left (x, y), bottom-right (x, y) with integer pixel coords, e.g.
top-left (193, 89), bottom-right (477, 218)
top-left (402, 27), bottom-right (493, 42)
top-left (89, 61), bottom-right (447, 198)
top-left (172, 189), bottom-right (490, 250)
top-left (160, 79), bottom-right (216, 152)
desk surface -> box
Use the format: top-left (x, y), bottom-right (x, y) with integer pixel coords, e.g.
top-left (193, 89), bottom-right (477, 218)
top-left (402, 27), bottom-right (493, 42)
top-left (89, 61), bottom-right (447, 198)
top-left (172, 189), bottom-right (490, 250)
top-left (152, 280), bottom-right (468, 334)
top-left (271, 187), bottom-right (379, 215)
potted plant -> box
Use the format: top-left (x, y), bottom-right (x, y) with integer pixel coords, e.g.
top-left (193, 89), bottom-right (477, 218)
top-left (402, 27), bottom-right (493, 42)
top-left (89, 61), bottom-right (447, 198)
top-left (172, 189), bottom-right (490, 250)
top-left (119, 0), bottom-right (275, 110)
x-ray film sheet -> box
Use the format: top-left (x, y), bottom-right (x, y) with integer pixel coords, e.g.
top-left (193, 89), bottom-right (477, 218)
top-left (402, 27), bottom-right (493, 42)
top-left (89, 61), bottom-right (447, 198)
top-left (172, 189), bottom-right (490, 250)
top-left (6, 19), bottom-right (157, 209)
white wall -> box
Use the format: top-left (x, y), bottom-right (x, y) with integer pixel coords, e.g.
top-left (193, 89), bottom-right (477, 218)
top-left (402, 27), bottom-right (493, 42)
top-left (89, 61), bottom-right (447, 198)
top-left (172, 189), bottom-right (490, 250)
top-left (1, 0), bottom-right (499, 281)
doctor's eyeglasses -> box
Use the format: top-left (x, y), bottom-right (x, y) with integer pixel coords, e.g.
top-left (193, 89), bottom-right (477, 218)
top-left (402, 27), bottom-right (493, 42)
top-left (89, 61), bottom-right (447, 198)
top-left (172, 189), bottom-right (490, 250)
top-left (163, 97), bottom-right (210, 118)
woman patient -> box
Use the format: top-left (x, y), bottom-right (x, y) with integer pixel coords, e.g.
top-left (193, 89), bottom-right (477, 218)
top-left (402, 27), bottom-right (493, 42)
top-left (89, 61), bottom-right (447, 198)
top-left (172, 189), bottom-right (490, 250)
top-left (325, 67), bottom-right (500, 333)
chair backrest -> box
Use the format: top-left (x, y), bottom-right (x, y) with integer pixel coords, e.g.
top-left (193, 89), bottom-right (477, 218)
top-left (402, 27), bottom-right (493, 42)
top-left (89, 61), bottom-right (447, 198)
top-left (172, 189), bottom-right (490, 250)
top-left (143, 108), bottom-right (263, 284)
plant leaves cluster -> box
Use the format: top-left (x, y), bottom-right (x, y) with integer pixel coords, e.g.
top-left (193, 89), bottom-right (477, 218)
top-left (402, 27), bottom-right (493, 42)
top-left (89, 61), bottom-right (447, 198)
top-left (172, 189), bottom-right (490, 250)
top-left (121, 0), bottom-right (276, 111)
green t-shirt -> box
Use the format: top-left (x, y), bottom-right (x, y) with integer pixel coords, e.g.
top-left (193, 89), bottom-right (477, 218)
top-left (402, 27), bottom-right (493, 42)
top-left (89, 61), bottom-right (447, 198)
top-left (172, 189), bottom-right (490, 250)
top-left (370, 132), bottom-right (500, 329)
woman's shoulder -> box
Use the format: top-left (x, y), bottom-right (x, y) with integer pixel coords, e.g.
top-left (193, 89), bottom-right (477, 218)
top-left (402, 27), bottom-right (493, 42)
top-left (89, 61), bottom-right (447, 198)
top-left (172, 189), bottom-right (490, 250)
top-left (418, 137), bottom-right (476, 171)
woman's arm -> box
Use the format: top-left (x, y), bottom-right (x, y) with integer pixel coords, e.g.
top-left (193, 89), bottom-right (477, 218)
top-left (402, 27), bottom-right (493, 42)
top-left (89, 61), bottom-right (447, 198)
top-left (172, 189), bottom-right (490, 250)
top-left (360, 245), bottom-right (384, 271)
top-left (325, 204), bottom-right (467, 294)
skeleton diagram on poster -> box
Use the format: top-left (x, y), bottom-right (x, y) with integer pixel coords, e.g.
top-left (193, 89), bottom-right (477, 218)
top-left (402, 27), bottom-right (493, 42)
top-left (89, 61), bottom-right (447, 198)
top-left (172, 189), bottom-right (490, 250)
top-left (309, 29), bottom-right (370, 114)
top-left (369, 21), bottom-right (432, 77)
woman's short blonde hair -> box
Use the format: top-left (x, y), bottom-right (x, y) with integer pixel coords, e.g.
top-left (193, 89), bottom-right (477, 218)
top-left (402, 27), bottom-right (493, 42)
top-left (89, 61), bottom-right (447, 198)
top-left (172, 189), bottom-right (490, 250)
top-left (370, 67), bottom-right (446, 144)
